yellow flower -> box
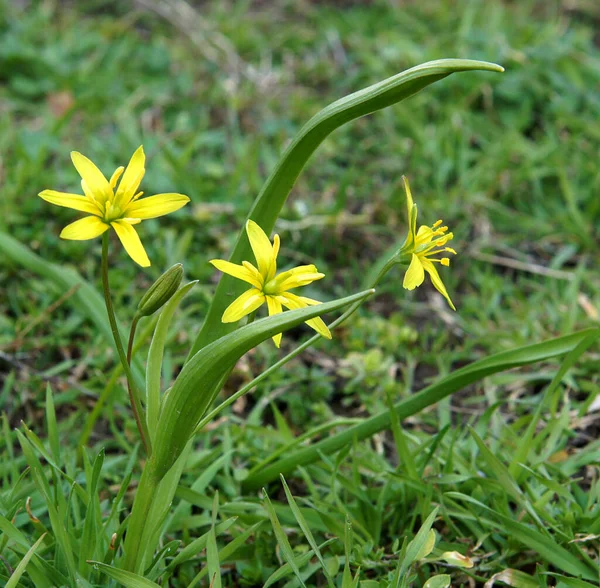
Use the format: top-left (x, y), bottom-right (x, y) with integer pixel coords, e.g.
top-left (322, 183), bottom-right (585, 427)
top-left (210, 220), bottom-right (332, 347)
top-left (400, 177), bottom-right (457, 310)
top-left (39, 146), bottom-right (190, 267)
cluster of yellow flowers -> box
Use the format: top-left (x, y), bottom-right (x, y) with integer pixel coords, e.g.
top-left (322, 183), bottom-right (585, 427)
top-left (40, 148), bottom-right (457, 345)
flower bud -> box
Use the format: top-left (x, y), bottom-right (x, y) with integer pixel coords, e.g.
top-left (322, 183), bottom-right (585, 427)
top-left (137, 263), bottom-right (183, 317)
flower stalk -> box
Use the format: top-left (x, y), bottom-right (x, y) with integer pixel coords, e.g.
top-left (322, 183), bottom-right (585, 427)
top-left (101, 233), bottom-right (150, 455)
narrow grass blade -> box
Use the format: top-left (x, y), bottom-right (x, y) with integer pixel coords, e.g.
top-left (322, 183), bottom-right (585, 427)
top-left (446, 492), bottom-right (597, 580)
top-left (167, 517), bottom-right (238, 573)
top-left (45, 384), bottom-right (60, 463)
top-left (509, 329), bottom-right (600, 478)
top-left (6, 533), bottom-right (47, 588)
top-left (280, 474), bottom-right (336, 588)
top-left (545, 574), bottom-right (599, 587)
top-left (78, 449), bottom-right (105, 578)
top-left (17, 430), bottom-right (77, 580)
top-left (398, 508), bottom-right (439, 583)
top-left (243, 328), bottom-right (597, 490)
top-left (188, 58), bottom-right (503, 355)
top-left (263, 488), bottom-right (307, 588)
top-left (88, 561), bottom-right (161, 587)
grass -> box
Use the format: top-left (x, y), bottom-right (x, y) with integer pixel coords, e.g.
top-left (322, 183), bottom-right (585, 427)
top-left (1, 0), bottom-right (599, 585)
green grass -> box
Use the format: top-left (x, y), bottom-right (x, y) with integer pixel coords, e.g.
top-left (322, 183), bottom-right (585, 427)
top-left (1, 0), bottom-right (599, 585)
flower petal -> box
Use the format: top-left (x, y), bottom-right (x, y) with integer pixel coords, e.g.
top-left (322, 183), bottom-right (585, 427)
top-left (111, 220), bottom-right (151, 267)
top-left (279, 292), bottom-right (332, 340)
top-left (70, 151), bottom-right (112, 203)
top-left (276, 269), bottom-right (325, 292)
top-left (109, 166), bottom-right (125, 190)
top-left (59, 216), bottom-right (109, 240)
top-left (402, 176), bottom-right (418, 240)
top-left (39, 190), bottom-right (101, 215)
top-left (422, 258), bottom-right (456, 311)
top-left (246, 220), bottom-right (275, 279)
top-left (210, 259), bottom-right (263, 289)
top-left (115, 146), bottom-right (145, 207)
top-left (124, 193), bottom-right (190, 219)
top-left (266, 295), bottom-right (283, 347)
top-left (221, 288), bottom-right (265, 323)
top-left (403, 253), bottom-right (425, 290)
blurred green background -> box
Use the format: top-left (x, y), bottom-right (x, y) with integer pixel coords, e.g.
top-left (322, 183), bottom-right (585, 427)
top-left (1, 0), bottom-right (599, 584)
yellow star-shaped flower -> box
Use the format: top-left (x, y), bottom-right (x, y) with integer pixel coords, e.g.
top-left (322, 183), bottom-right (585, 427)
top-left (401, 177), bottom-right (457, 310)
top-left (210, 220), bottom-right (332, 347)
top-left (39, 146), bottom-right (190, 267)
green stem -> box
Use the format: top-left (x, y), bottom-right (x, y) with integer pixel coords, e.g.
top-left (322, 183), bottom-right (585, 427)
top-left (101, 233), bottom-right (150, 455)
top-left (127, 315), bottom-right (141, 365)
top-left (122, 460), bottom-right (161, 572)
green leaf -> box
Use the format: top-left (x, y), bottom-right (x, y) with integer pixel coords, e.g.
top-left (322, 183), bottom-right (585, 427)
top-left (88, 561), bottom-right (161, 587)
top-left (45, 384), bottom-right (60, 463)
top-left (186, 521), bottom-right (265, 587)
top-left (446, 492), bottom-right (597, 580)
top-left (546, 573), bottom-right (600, 587)
top-left (188, 58), bottom-right (503, 356)
top-left (398, 508), bottom-right (439, 582)
top-left (146, 281), bottom-right (197, 443)
top-left (243, 328), bottom-right (598, 490)
top-left (17, 430), bottom-right (77, 580)
top-left (151, 289), bottom-right (374, 477)
top-left (6, 533), bottom-right (46, 588)
top-left (423, 575), bottom-right (451, 588)
top-left (78, 449), bottom-right (105, 578)
top-left (280, 475), bottom-right (336, 588)
top-left (263, 489), bottom-right (307, 588)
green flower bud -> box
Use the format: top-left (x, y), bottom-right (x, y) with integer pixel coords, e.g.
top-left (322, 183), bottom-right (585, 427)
top-left (137, 263), bottom-right (183, 317)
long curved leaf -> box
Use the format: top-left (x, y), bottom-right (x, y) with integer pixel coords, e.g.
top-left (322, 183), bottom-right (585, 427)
top-left (243, 328), bottom-right (598, 490)
top-left (189, 58), bottom-right (504, 356)
top-left (152, 289), bottom-right (374, 477)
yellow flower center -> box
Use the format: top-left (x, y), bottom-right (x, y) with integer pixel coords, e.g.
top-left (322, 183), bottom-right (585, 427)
top-left (103, 198), bottom-right (123, 223)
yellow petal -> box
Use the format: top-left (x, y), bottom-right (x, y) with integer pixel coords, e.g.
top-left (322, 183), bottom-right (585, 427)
top-left (422, 258), bottom-right (456, 311)
top-left (124, 193), bottom-right (190, 219)
top-left (222, 288), bottom-right (265, 323)
top-left (403, 254), bottom-right (424, 290)
top-left (269, 234), bottom-right (280, 280)
top-left (70, 151), bottom-right (111, 203)
top-left (280, 292), bottom-right (332, 340)
top-left (402, 176), bottom-right (418, 239)
top-left (39, 190), bottom-right (101, 215)
top-left (111, 220), bottom-right (151, 267)
top-left (60, 216), bottom-right (109, 240)
top-left (109, 166), bottom-right (125, 190)
top-left (210, 259), bottom-right (263, 289)
top-left (246, 220), bottom-right (275, 279)
top-left (266, 295), bottom-right (283, 347)
top-left (115, 146), bottom-right (145, 207)
top-left (276, 270), bottom-right (325, 292)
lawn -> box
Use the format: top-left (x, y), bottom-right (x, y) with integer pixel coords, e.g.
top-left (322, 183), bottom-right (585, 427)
top-left (0, 0), bottom-right (599, 585)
